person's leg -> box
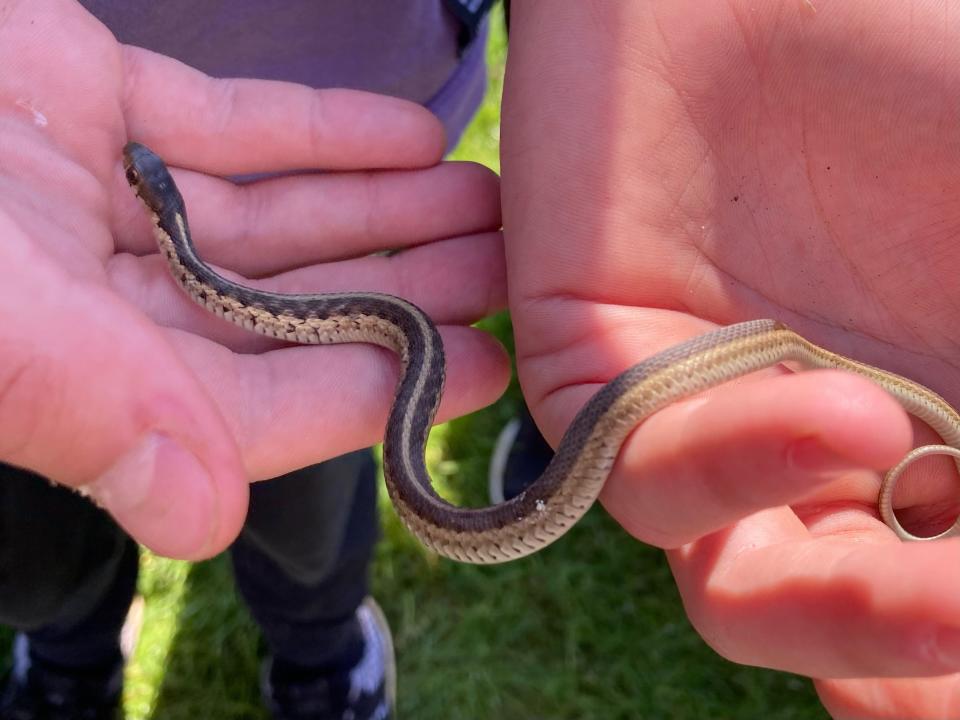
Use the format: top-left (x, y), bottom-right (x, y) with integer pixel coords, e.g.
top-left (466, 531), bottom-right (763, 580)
top-left (231, 450), bottom-right (394, 719)
top-left (0, 464), bottom-right (137, 719)
top-left (488, 404), bottom-right (555, 503)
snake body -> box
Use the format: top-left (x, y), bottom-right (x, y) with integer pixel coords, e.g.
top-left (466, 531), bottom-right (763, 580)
top-left (122, 142), bottom-right (960, 562)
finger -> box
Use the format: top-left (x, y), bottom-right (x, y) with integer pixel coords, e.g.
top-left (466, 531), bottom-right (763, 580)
top-left (669, 510), bottom-right (960, 678)
top-left (876, 431), bottom-right (960, 539)
top-left (799, 415), bottom-right (960, 540)
top-left (108, 231), bottom-right (506, 352)
top-left (168, 325), bottom-right (511, 480)
top-left (816, 675), bottom-right (960, 720)
top-left (0, 216), bottom-right (246, 560)
top-left (599, 370), bottom-right (912, 548)
top-left (113, 161), bottom-right (502, 273)
top-left (120, 46), bottom-right (445, 175)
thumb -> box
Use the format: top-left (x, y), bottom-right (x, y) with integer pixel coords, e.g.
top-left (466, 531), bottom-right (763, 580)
top-left (0, 220), bottom-right (248, 559)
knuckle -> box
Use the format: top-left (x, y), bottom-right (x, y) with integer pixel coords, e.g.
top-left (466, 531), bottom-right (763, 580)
top-left (360, 171), bottom-right (380, 243)
top-left (238, 183), bottom-right (268, 255)
top-left (306, 89), bottom-right (331, 161)
top-left (208, 78), bottom-right (242, 137)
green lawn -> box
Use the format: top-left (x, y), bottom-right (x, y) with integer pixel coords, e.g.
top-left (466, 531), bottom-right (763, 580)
top-left (13, 7), bottom-right (830, 719)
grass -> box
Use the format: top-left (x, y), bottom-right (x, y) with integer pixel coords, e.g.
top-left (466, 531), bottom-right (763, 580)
top-left (10, 7), bottom-right (829, 719)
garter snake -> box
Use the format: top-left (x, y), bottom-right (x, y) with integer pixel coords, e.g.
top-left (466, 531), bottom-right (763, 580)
top-left (122, 141), bottom-right (960, 562)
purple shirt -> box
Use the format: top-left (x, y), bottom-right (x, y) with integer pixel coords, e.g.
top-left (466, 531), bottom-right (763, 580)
top-left (81, 1), bottom-right (487, 149)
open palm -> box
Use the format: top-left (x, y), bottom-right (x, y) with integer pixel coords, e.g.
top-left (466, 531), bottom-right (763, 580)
top-left (0, 0), bottom-right (508, 560)
top-left (503, 2), bottom-right (960, 716)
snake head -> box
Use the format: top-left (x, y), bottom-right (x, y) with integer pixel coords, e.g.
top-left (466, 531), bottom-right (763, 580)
top-left (122, 142), bottom-right (178, 215)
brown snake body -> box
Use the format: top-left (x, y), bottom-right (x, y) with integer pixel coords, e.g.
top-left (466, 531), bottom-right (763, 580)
top-left (122, 142), bottom-right (960, 563)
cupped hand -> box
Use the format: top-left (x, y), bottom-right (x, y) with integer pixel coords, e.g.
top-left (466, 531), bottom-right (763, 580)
top-left (503, 1), bottom-right (960, 716)
top-left (0, 0), bottom-right (509, 561)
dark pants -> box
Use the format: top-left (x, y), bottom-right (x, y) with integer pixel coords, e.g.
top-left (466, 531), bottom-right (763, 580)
top-left (0, 452), bottom-right (378, 669)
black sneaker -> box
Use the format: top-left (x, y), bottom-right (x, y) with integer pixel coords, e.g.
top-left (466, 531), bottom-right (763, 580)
top-left (488, 406), bottom-right (555, 503)
top-left (0, 634), bottom-right (122, 720)
top-left (261, 597), bottom-right (396, 720)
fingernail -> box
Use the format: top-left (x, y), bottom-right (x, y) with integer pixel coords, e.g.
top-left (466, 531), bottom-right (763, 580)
top-left (786, 436), bottom-right (859, 474)
top-left (84, 433), bottom-right (162, 513)
top-left (85, 433), bottom-right (218, 558)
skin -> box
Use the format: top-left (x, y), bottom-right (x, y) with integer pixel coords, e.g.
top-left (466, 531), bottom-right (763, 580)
top-left (7, 0), bottom-right (960, 716)
top-left (503, 0), bottom-right (960, 717)
top-left (0, 0), bottom-right (510, 560)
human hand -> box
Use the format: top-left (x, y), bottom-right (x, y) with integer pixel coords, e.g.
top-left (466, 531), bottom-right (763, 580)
top-left (0, 0), bottom-right (508, 561)
top-left (503, 1), bottom-right (960, 716)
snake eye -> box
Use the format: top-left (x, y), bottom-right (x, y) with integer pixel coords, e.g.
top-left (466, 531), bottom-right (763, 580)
top-left (125, 166), bottom-right (141, 186)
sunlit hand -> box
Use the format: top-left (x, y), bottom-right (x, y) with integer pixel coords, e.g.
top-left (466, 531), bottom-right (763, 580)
top-left (0, 0), bottom-right (508, 561)
top-left (503, 2), bottom-right (960, 716)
